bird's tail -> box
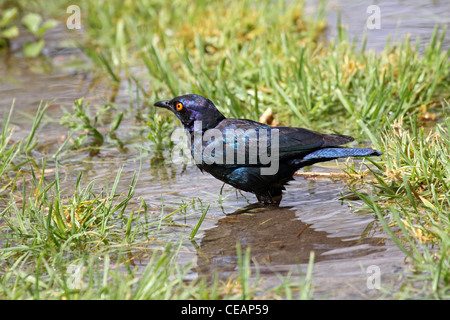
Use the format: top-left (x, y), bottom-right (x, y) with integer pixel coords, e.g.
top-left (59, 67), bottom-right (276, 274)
top-left (303, 147), bottom-right (382, 160)
top-left (322, 134), bottom-right (355, 147)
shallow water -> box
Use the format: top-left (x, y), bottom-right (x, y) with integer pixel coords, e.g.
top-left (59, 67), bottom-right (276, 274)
top-left (307, 0), bottom-right (450, 52)
top-left (1, 1), bottom-right (447, 298)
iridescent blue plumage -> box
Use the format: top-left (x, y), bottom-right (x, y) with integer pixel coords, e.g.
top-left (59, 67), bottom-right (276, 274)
top-left (155, 94), bottom-right (382, 204)
top-left (303, 147), bottom-right (382, 160)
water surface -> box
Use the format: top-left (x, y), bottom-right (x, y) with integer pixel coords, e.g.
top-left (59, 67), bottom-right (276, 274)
top-left (1, 1), bottom-right (446, 298)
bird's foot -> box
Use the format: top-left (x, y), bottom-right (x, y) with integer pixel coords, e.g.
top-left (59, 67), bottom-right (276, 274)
top-left (256, 193), bottom-right (282, 206)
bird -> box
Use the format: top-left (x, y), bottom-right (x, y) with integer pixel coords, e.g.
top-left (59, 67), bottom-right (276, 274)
top-left (154, 94), bottom-right (382, 205)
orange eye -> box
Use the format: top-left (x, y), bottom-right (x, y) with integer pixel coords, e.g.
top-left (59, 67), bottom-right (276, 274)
top-left (176, 102), bottom-right (183, 111)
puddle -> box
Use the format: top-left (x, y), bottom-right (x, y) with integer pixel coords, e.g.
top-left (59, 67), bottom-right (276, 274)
top-left (306, 0), bottom-right (450, 52)
top-left (1, 1), bottom-right (447, 298)
top-left (154, 168), bottom-right (406, 299)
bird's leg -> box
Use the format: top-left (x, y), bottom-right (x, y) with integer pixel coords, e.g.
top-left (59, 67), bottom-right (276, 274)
top-left (256, 191), bottom-right (282, 206)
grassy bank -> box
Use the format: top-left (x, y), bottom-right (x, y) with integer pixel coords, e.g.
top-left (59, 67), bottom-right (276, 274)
top-left (76, 0), bottom-right (448, 133)
top-left (345, 112), bottom-right (449, 298)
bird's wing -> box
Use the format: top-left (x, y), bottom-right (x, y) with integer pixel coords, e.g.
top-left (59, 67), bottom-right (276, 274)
top-left (274, 126), bottom-right (325, 158)
top-left (202, 119), bottom-right (350, 167)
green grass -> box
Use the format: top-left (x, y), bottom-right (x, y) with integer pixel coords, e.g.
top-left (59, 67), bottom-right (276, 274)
top-left (65, 0), bottom-right (448, 134)
top-left (42, 0), bottom-right (447, 165)
top-left (344, 111), bottom-right (450, 298)
top-left (0, 100), bottom-right (48, 193)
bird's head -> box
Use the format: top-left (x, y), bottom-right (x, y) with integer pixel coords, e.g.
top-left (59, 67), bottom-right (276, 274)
top-left (154, 94), bottom-right (225, 131)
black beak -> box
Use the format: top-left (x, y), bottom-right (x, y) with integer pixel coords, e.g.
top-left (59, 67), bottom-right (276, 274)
top-left (154, 100), bottom-right (171, 110)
